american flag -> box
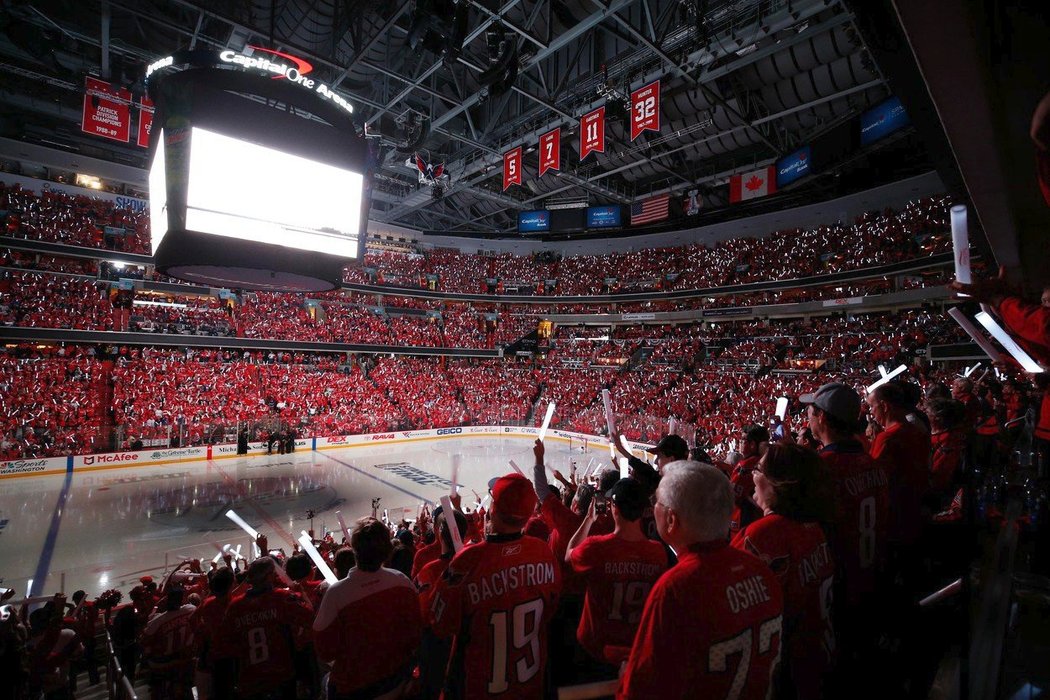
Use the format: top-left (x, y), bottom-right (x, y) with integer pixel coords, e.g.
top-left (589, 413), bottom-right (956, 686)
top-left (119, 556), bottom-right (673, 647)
top-left (630, 194), bottom-right (670, 225)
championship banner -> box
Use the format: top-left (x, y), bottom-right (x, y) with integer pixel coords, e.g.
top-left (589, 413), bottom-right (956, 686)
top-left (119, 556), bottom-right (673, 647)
top-left (539, 127), bottom-right (560, 176)
top-left (580, 107), bottom-right (605, 159)
top-left (82, 77), bottom-right (132, 143)
top-left (630, 80), bottom-right (660, 141)
top-left (503, 146), bottom-right (522, 190)
top-left (137, 97), bottom-right (154, 148)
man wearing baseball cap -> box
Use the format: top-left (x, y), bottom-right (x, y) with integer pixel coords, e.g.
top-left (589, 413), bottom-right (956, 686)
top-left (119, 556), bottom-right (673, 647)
top-left (565, 477), bottom-right (669, 677)
top-left (801, 381), bottom-right (889, 693)
top-left (430, 472), bottom-right (561, 699)
top-left (613, 433), bottom-right (689, 492)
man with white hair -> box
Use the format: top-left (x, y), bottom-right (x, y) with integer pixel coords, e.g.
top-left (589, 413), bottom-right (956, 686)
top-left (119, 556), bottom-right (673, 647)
top-left (618, 461), bottom-right (784, 700)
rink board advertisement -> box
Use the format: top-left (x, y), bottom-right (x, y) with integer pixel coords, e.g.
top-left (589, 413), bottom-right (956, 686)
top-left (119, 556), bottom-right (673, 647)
top-left (0, 428), bottom-right (630, 479)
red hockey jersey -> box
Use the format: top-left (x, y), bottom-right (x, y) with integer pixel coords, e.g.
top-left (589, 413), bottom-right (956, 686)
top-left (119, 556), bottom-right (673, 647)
top-left (430, 533), bottom-right (561, 699)
top-left (618, 541), bottom-right (783, 700)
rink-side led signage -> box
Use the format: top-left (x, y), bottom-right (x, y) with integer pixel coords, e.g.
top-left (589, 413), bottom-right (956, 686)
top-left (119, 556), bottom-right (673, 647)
top-left (145, 47), bottom-right (354, 116)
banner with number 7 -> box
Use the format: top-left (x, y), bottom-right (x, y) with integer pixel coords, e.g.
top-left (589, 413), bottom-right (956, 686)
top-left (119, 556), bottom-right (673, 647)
top-left (630, 79), bottom-right (660, 141)
top-left (538, 128), bottom-right (560, 176)
top-left (503, 146), bottom-right (522, 191)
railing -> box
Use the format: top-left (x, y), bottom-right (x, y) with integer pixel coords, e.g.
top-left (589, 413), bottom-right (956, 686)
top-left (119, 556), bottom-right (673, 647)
top-left (105, 631), bottom-right (139, 700)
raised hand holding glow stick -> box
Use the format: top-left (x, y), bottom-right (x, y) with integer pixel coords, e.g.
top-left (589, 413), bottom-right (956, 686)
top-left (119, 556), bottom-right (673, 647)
top-left (438, 496), bottom-right (464, 552)
top-left (297, 532), bottom-right (337, 584)
top-left (948, 307), bottom-right (1003, 362)
top-left (538, 402), bottom-right (556, 441)
top-left (975, 311), bottom-right (1045, 373)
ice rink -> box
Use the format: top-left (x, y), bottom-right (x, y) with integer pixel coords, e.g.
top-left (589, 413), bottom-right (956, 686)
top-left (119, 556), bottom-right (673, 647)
top-left (0, 435), bottom-right (597, 598)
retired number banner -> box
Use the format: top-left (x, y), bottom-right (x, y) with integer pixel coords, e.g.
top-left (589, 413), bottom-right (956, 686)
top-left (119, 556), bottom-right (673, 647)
top-left (580, 107), bottom-right (605, 160)
top-left (630, 80), bottom-right (660, 140)
top-left (503, 146), bottom-right (523, 191)
top-left (539, 128), bottom-right (560, 176)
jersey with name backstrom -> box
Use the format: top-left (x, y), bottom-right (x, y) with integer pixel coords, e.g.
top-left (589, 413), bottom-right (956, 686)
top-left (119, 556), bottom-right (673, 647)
top-left (618, 541), bottom-right (784, 700)
top-left (570, 533), bottom-right (670, 663)
top-left (430, 533), bottom-right (561, 700)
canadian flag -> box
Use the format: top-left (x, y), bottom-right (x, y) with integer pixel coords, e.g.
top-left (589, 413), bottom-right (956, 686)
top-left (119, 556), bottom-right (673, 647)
top-left (729, 165), bottom-right (777, 203)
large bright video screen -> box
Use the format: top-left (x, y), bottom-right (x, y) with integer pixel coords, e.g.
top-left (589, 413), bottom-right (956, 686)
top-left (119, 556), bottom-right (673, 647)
top-left (153, 127), bottom-right (363, 258)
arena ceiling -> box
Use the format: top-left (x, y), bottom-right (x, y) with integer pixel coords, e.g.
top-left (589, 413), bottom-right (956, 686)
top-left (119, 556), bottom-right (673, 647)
top-left (0, 0), bottom-right (930, 234)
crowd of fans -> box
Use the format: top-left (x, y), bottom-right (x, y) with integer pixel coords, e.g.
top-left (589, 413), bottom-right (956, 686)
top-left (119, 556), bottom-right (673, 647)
top-left (5, 351), bottom-right (1045, 699)
top-left (0, 305), bottom-right (981, 459)
top-left (339, 196), bottom-right (952, 296)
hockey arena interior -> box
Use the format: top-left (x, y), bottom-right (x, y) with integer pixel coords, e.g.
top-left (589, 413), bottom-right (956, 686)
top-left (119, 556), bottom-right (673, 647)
top-left (0, 1), bottom-right (1048, 699)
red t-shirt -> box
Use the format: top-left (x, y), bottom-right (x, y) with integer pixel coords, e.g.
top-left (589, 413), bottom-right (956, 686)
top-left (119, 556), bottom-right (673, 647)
top-left (569, 533), bottom-right (669, 663)
top-left (314, 567), bottom-right (422, 695)
top-left (214, 587), bottom-right (314, 696)
top-left (543, 493), bottom-right (613, 595)
top-left (430, 533), bottom-right (561, 699)
top-left (412, 539), bottom-right (442, 579)
top-left (871, 420), bottom-right (931, 545)
top-left (818, 441), bottom-right (889, 609)
top-left (618, 541), bottom-right (783, 700)
top-left (732, 515), bottom-right (835, 699)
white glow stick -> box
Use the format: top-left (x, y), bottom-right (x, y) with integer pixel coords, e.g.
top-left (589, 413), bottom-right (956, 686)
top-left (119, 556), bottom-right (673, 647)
top-left (608, 441), bottom-right (616, 459)
top-left (212, 544), bottom-right (230, 564)
top-left (508, 459), bottom-right (524, 475)
top-left (538, 402), bottom-right (556, 441)
top-left (948, 307), bottom-right (1003, 362)
top-left (449, 454), bottom-right (461, 497)
top-left (774, 397), bottom-right (789, 420)
top-left (226, 509), bottom-right (259, 540)
top-left (335, 510), bottom-right (350, 543)
top-left (296, 533), bottom-right (337, 584)
top-left (601, 389), bottom-right (616, 435)
top-left (618, 457), bottom-right (630, 479)
top-left (866, 364), bottom-right (907, 393)
top-left (618, 434), bottom-right (631, 454)
top-left (963, 363), bottom-right (979, 378)
top-left (668, 417), bottom-right (677, 436)
top-left (975, 311), bottom-right (1045, 373)
top-left (950, 205), bottom-right (971, 287)
top-left (438, 496), bottom-right (464, 553)
top-left (878, 365), bottom-right (889, 378)
top-left (480, 493), bottom-right (492, 509)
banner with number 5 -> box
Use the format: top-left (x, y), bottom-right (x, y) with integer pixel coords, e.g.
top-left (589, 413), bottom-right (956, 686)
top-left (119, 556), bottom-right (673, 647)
top-left (503, 146), bottom-right (522, 191)
top-left (580, 107), bottom-right (605, 160)
top-left (630, 80), bottom-right (660, 141)
top-left (538, 128), bottom-right (560, 176)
